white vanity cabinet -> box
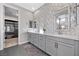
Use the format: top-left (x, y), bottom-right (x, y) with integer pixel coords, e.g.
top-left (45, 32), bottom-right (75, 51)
top-left (45, 36), bottom-right (75, 56)
top-left (27, 32), bottom-right (79, 56)
top-left (28, 33), bottom-right (45, 51)
top-left (38, 34), bottom-right (46, 51)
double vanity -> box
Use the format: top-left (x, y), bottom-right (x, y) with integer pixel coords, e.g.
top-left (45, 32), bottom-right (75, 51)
top-left (27, 32), bottom-right (79, 56)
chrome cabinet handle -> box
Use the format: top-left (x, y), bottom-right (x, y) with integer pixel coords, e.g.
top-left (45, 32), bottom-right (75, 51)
top-left (40, 39), bottom-right (42, 40)
top-left (57, 43), bottom-right (58, 48)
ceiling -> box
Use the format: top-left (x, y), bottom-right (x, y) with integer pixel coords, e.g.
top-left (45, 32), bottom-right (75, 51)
top-left (14, 3), bottom-right (44, 12)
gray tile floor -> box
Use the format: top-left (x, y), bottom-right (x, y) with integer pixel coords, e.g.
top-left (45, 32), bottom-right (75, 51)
top-left (0, 43), bottom-right (49, 56)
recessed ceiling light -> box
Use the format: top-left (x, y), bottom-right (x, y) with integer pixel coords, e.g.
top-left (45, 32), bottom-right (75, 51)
top-left (32, 7), bottom-right (35, 11)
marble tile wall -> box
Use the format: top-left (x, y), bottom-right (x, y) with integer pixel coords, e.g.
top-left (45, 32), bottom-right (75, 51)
top-left (34, 3), bottom-right (79, 36)
top-left (34, 4), bottom-right (54, 34)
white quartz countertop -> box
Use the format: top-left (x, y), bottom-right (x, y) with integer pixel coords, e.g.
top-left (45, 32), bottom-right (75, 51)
top-left (27, 32), bottom-right (79, 41)
top-left (46, 33), bottom-right (79, 40)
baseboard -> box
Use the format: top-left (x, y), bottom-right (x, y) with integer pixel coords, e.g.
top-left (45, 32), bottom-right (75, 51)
top-left (18, 41), bottom-right (29, 45)
top-left (0, 47), bottom-right (3, 51)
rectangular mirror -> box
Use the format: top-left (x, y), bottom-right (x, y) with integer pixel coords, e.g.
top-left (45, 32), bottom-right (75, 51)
top-left (55, 7), bottom-right (68, 33)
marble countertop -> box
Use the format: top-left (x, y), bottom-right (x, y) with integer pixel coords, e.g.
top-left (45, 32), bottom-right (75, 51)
top-left (27, 32), bottom-right (79, 41)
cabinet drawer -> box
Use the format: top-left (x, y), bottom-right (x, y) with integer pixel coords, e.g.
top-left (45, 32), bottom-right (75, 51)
top-left (45, 35), bottom-right (75, 45)
top-left (57, 37), bottom-right (75, 45)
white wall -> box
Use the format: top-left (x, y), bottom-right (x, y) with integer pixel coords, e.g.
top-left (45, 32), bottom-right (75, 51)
top-left (0, 4), bottom-right (5, 50)
top-left (18, 7), bottom-right (33, 44)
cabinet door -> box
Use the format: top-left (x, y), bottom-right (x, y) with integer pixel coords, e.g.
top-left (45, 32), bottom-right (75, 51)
top-left (57, 42), bottom-right (74, 56)
top-left (30, 33), bottom-right (34, 43)
top-left (33, 34), bottom-right (39, 47)
top-left (27, 33), bottom-right (31, 42)
top-left (38, 35), bottom-right (45, 51)
top-left (46, 37), bottom-right (57, 55)
top-left (29, 33), bottom-right (39, 47)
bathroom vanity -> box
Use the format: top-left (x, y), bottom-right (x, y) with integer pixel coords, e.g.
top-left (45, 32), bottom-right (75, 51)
top-left (27, 32), bottom-right (79, 56)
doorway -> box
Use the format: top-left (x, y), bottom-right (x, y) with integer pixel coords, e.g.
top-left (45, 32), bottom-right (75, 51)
top-left (4, 5), bottom-right (19, 48)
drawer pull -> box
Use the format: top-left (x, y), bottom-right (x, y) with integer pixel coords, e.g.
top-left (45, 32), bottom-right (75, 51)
top-left (55, 42), bottom-right (58, 48)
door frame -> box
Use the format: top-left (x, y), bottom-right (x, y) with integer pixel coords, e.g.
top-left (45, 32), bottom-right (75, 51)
top-left (3, 4), bottom-right (19, 49)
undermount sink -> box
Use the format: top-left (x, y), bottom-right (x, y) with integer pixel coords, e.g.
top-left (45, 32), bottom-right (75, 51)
top-left (27, 28), bottom-right (38, 33)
